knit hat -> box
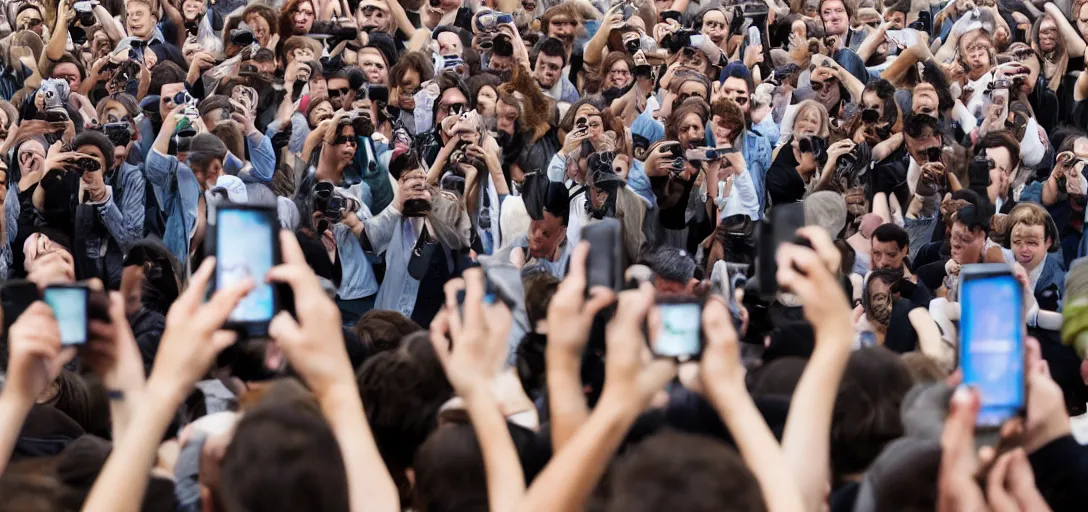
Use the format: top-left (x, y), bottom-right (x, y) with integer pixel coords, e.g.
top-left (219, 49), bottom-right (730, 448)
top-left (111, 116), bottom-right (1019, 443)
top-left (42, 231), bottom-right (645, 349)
top-left (188, 132), bottom-right (228, 157)
top-left (363, 32), bottom-right (398, 69)
top-left (803, 191), bottom-right (847, 238)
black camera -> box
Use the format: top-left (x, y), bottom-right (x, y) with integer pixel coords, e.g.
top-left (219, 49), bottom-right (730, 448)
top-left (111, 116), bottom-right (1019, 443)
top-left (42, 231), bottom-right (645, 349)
top-left (797, 136), bottom-right (827, 162)
top-left (313, 182), bottom-right (346, 227)
top-left (309, 21), bottom-right (360, 44)
top-left (860, 108), bottom-right (880, 123)
top-left (230, 28), bottom-right (256, 46)
top-left (492, 33), bottom-right (513, 57)
top-left (71, 156), bottom-right (100, 175)
top-left (662, 30), bottom-right (694, 54)
top-left (622, 32), bottom-right (641, 54)
top-left (103, 122), bottom-right (133, 147)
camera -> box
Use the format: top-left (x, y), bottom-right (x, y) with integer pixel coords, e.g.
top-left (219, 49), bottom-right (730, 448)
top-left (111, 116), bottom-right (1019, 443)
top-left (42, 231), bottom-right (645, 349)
top-left (475, 11), bottom-right (514, 32)
top-left (103, 122), bottom-right (133, 146)
top-left (797, 135), bottom-right (827, 162)
top-left (73, 1), bottom-right (97, 25)
top-left (71, 156), bottom-right (101, 175)
top-left (661, 30), bottom-right (694, 54)
top-left (622, 32), bottom-right (641, 54)
top-left (860, 108), bottom-right (880, 123)
top-left (230, 28), bottom-right (256, 47)
top-left (38, 79), bottom-right (71, 123)
top-left (491, 33), bottom-right (514, 57)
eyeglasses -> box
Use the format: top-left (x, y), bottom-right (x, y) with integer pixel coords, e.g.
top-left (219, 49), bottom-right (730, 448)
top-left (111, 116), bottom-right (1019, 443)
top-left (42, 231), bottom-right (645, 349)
top-left (810, 77), bottom-right (837, 91)
top-left (328, 87), bottom-right (350, 98)
top-left (332, 136), bottom-right (358, 146)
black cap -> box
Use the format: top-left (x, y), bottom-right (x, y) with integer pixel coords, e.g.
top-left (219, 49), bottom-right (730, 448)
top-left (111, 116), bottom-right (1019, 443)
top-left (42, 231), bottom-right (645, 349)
top-left (955, 204), bottom-right (989, 234)
top-left (364, 32), bottom-right (398, 68)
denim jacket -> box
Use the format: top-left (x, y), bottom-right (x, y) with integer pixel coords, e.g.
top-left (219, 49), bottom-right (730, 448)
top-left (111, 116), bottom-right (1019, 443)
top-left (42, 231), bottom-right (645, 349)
top-left (145, 149), bottom-right (201, 269)
top-left (740, 128), bottom-right (772, 212)
top-left (102, 162), bottom-right (147, 251)
top-left (265, 112), bottom-right (311, 157)
top-left (245, 132), bottom-right (276, 182)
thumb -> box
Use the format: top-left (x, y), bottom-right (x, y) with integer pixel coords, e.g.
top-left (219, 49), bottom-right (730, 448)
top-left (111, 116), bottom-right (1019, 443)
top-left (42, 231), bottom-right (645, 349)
top-left (209, 330), bottom-right (238, 354)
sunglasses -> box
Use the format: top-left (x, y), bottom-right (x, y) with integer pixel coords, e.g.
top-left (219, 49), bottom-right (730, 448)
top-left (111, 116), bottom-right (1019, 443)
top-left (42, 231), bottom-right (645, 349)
top-left (332, 135), bottom-right (358, 146)
top-left (328, 87), bottom-right (350, 98)
top-left (442, 102), bottom-right (467, 114)
top-left (23, 18), bottom-right (43, 28)
top-left (733, 95), bottom-right (749, 105)
top-left (810, 77), bottom-right (837, 92)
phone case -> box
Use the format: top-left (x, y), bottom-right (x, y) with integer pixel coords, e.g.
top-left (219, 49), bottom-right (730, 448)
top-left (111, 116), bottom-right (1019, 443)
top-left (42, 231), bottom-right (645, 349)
top-left (582, 218), bottom-right (624, 293)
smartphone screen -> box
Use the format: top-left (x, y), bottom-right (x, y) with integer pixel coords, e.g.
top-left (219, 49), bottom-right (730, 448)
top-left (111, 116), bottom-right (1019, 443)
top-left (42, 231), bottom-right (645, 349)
top-left (43, 286), bottom-right (88, 346)
top-left (216, 208), bottom-right (276, 324)
top-left (651, 302), bottom-right (703, 360)
top-left (582, 218), bottom-right (623, 293)
top-left (960, 272), bottom-right (1024, 428)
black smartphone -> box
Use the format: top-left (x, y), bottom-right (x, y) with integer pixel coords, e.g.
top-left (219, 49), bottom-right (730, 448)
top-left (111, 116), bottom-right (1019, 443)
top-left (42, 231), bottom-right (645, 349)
top-left (210, 203), bottom-right (282, 337)
top-left (1, 279), bottom-right (41, 332)
top-left (758, 202), bottom-right (806, 299)
top-left (909, 10), bottom-right (932, 34)
top-left (959, 264), bottom-right (1025, 430)
top-left (43, 284), bottom-right (89, 346)
top-left (582, 218), bottom-right (624, 294)
top-left (649, 295), bottom-right (703, 361)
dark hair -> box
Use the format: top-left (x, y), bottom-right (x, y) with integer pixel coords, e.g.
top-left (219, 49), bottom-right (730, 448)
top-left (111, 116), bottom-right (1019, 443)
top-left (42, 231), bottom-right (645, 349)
top-left (211, 122), bottom-right (245, 160)
top-left (412, 421), bottom-right (545, 512)
top-left (830, 347), bottom-right (913, 480)
top-left (389, 51), bottom-right (436, 92)
top-left (353, 310), bottom-right (423, 354)
top-left (147, 61), bottom-right (187, 97)
top-left (242, 3), bottom-right (279, 38)
top-left (50, 53), bottom-right (87, 80)
top-left (123, 238), bottom-right (182, 315)
top-left (532, 37), bottom-right (568, 69)
top-left (389, 148), bottom-right (423, 181)
top-left (665, 100), bottom-right (711, 141)
top-left (918, 61), bottom-right (954, 112)
top-left (279, 0), bottom-right (315, 37)
top-left (71, 131), bottom-right (115, 171)
top-left (862, 78), bottom-right (899, 126)
top-left (975, 130), bottom-right (1021, 165)
top-left (590, 431), bottom-right (767, 512)
top-left (719, 62), bottom-right (755, 96)
top-left (871, 223), bottom-right (909, 250)
top-left (522, 173), bottom-right (570, 226)
top-left (357, 332), bottom-right (453, 503)
top-left (219, 400), bottom-right (350, 512)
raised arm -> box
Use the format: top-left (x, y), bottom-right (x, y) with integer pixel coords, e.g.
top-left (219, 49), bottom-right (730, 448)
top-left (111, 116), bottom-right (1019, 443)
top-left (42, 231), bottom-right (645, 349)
top-left (268, 232), bottom-right (400, 512)
top-left (545, 242), bottom-right (616, 450)
top-left (83, 259), bottom-right (253, 512)
top-left (386, 0), bottom-right (419, 39)
top-left (1045, 4), bottom-right (1086, 58)
top-left (44, 0), bottom-right (71, 62)
top-left (517, 283), bottom-right (676, 512)
top-left (430, 268), bottom-right (526, 512)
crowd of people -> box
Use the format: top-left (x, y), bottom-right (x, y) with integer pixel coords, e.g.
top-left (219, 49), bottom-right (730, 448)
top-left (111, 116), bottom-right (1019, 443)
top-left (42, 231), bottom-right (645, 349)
top-left (0, 0), bottom-right (1087, 509)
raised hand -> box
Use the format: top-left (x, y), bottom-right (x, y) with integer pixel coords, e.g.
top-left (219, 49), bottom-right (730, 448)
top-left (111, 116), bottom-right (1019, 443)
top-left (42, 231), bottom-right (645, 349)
top-left (600, 283), bottom-right (677, 410)
top-left (547, 242), bottom-right (616, 361)
top-left (5, 302), bottom-right (75, 406)
top-left (430, 268), bottom-right (512, 396)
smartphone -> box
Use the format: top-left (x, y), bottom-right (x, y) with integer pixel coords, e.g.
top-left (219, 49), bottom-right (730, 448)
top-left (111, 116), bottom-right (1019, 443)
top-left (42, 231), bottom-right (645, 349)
top-left (211, 204), bottom-right (281, 337)
top-left (1, 280), bottom-right (41, 332)
top-left (747, 26), bottom-right (761, 47)
top-left (649, 296), bottom-right (703, 361)
top-left (582, 218), bottom-right (623, 294)
top-left (758, 202), bottom-right (806, 299)
top-left (43, 284), bottom-right (89, 346)
top-left (958, 264), bottom-right (1024, 429)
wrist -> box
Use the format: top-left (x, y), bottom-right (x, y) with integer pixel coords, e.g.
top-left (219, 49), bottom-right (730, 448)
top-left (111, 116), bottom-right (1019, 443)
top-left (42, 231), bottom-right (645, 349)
top-left (0, 385), bottom-right (36, 413)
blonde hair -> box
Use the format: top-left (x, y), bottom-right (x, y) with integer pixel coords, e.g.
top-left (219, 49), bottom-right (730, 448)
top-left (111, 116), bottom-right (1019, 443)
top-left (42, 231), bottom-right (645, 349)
top-left (1006, 202), bottom-right (1054, 243)
top-left (792, 99), bottom-right (831, 138)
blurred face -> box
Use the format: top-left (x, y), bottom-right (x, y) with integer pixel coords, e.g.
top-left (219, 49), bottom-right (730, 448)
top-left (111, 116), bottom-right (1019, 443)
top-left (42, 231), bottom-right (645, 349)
top-left (477, 86), bottom-right (498, 117)
top-left (291, 47), bottom-right (316, 64)
top-left (193, 158), bottom-right (224, 190)
top-left (332, 125), bottom-right (358, 163)
top-left (702, 10), bottom-right (727, 43)
top-left (950, 222), bottom-right (985, 265)
top-left (548, 16), bottom-right (577, 43)
top-left (182, 0), bottom-right (205, 21)
top-left (437, 32), bottom-right (463, 57)
top-left (292, 1), bottom-right (316, 35)
top-left (912, 83), bottom-right (939, 116)
top-left (361, 5), bottom-right (393, 33)
top-left (535, 53), bottom-right (564, 89)
top-left (820, 0), bottom-right (848, 36)
top-left (126, 1), bottom-right (155, 39)
top-left (984, 146), bottom-right (1014, 199)
top-left (309, 75), bottom-right (326, 97)
top-left (328, 77), bottom-right (351, 110)
top-left (76, 144), bottom-right (107, 185)
top-left (359, 50), bottom-right (389, 85)
top-left (676, 113), bottom-right (704, 150)
top-left (711, 115), bottom-right (738, 145)
top-left (678, 47), bottom-right (710, 74)
top-left (489, 53), bottom-right (514, 73)
top-left (1078, 4), bottom-right (1088, 42)
top-left (1011, 223), bottom-right (1048, 271)
top-left (52, 63), bottom-right (82, 91)
top-left (871, 238), bottom-right (906, 270)
top-left (16, 7), bottom-right (43, 35)
top-left (528, 211), bottom-right (566, 258)
top-left (961, 31), bottom-right (992, 73)
top-left (719, 77), bottom-right (750, 113)
top-left (120, 265), bottom-right (145, 316)
top-left (608, 61), bottom-right (632, 89)
top-left (497, 99), bottom-right (518, 135)
top-left (861, 91), bottom-right (884, 117)
top-left (18, 140), bottom-right (46, 176)
top-left (887, 10), bottom-right (906, 28)
top-left (435, 87), bottom-right (468, 127)
top-left (793, 108), bottom-right (822, 136)
top-left (160, 83), bottom-right (188, 118)
top-left (308, 100), bottom-right (333, 127)
top-left (245, 14), bottom-right (272, 47)
top-left (1039, 18), bottom-right (1059, 53)
top-left (905, 128), bottom-right (941, 165)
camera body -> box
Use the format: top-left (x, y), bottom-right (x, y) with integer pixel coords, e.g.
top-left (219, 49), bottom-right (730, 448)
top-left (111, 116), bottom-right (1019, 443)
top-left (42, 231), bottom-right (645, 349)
top-left (38, 79), bottom-right (71, 123)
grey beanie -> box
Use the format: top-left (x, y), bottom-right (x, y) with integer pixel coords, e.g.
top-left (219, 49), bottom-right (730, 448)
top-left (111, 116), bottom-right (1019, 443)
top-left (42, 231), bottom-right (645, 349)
top-left (188, 133), bottom-right (229, 157)
top-left (804, 190), bottom-right (847, 238)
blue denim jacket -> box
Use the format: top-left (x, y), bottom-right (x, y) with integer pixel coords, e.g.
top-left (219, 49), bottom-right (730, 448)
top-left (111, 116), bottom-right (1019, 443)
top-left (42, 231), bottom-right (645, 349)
top-left (738, 129), bottom-right (773, 212)
top-left (245, 132), bottom-right (276, 182)
top-left (145, 149), bottom-right (201, 268)
top-left (265, 112), bottom-right (311, 156)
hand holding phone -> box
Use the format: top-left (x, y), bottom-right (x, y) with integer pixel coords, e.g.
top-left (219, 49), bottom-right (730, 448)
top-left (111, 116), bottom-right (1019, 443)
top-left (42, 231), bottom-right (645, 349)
top-left (43, 284), bottom-right (89, 346)
top-left (210, 204), bottom-right (284, 337)
top-left (648, 296), bottom-right (704, 361)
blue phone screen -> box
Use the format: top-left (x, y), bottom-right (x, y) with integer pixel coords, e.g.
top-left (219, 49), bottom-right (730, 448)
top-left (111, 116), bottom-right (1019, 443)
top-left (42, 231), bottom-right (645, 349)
top-left (653, 303), bottom-right (702, 358)
top-left (216, 209), bottom-right (275, 323)
top-left (43, 287), bottom-right (87, 346)
top-left (959, 274), bottom-right (1024, 427)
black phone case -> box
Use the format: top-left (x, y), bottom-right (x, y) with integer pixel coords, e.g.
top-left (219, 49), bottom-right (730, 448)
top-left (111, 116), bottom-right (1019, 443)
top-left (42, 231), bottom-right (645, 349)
top-left (582, 218), bottom-right (624, 294)
top-left (757, 202), bottom-right (806, 299)
top-left (1, 280), bottom-right (41, 332)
